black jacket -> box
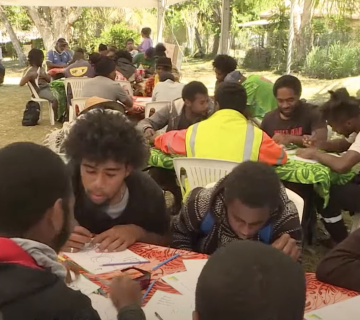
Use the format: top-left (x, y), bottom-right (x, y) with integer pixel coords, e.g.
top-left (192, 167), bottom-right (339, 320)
top-left (0, 263), bottom-right (101, 320)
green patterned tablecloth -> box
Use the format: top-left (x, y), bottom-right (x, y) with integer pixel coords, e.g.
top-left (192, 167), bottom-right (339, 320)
top-left (50, 80), bottom-right (67, 119)
top-left (148, 148), bottom-right (357, 206)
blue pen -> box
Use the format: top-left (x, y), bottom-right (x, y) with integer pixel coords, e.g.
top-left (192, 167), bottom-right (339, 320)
top-left (142, 280), bottom-right (156, 300)
top-left (151, 254), bottom-right (180, 271)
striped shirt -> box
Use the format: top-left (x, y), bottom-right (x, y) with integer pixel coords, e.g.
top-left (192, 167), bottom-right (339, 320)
top-left (171, 180), bottom-right (302, 255)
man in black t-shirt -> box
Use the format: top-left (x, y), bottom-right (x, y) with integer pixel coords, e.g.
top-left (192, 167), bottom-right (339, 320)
top-left (261, 75), bottom-right (327, 146)
top-left (62, 107), bottom-right (169, 253)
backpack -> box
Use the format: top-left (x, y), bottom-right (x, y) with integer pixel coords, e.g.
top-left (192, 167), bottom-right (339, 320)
top-left (22, 100), bottom-right (40, 126)
top-left (200, 210), bottom-right (273, 244)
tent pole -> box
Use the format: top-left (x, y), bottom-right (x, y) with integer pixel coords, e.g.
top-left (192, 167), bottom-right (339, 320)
top-left (219, 0), bottom-right (230, 54)
top-left (286, 0), bottom-right (295, 74)
top-left (157, 0), bottom-right (166, 43)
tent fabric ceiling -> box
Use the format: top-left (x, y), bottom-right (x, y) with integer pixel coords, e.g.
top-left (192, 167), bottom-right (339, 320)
top-left (0, 0), bottom-right (186, 7)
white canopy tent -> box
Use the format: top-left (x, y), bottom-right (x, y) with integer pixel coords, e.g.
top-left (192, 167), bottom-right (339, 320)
top-left (0, 0), bottom-right (188, 43)
top-left (0, 0), bottom-right (232, 54)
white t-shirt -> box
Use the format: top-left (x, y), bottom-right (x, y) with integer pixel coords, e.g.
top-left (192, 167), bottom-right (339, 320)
top-left (347, 132), bottom-right (360, 153)
top-left (0, 48), bottom-right (3, 61)
top-left (152, 79), bottom-right (185, 102)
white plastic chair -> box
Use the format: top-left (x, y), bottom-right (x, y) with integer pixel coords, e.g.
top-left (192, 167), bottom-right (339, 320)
top-left (28, 82), bottom-right (55, 125)
top-left (145, 101), bottom-right (171, 118)
top-left (173, 158), bottom-right (239, 194)
top-left (64, 78), bottom-right (90, 121)
top-left (285, 188), bottom-right (304, 223)
top-left (64, 77), bottom-right (90, 100)
top-left (71, 98), bottom-right (87, 119)
top-left (117, 80), bottom-right (133, 96)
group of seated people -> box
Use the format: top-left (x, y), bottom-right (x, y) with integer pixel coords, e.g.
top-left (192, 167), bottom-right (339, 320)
top-left (7, 49), bottom-right (360, 319)
top-left (19, 28), bottom-right (183, 122)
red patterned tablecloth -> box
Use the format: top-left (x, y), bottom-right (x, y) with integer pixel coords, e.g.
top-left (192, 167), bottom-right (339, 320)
top-left (63, 243), bottom-right (359, 312)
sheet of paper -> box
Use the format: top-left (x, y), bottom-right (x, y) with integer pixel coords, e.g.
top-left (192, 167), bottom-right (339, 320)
top-left (88, 293), bottom-right (118, 320)
top-left (289, 155), bottom-right (318, 163)
top-left (68, 274), bottom-right (100, 295)
top-left (143, 290), bottom-right (194, 320)
top-left (162, 272), bottom-right (196, 298)
top-left (304, 296), bottom-right (360, 320)
top-left (183, 259), bottom-right (208, 273)
top-left (162, 259), bottom-right (208, 299)
top-left (65, 248), bottom-right (148, 275)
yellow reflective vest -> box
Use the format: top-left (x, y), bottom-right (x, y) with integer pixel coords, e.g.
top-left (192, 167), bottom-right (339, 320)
top-left (185, 109), bottom-right (263, 162)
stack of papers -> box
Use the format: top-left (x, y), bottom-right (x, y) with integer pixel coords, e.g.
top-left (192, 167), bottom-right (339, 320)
top-left (304, 296), bottom-right (360, 320)
top-left (143, 259), bottom-right (208, 319)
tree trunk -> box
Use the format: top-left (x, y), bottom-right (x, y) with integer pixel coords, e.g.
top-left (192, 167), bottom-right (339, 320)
top-left (0, 6), bottom-right (27, 66)
top-left (292, 0), bottom-right (315, 63)
top-left (26, 7), bottom-right (83, 52)
top-left (195, 27), bottom-right (204, 54)
top-left (211, 33), bottom-right (220, 57)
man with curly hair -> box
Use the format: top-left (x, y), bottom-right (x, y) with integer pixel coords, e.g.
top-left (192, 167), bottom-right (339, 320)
top-left (213, 54), bottom-right (277, 119)
top-left (61, 107), bottom-right (169, 253)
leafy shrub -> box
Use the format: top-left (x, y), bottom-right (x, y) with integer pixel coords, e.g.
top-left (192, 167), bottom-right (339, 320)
top-left (97, 23), bottom-right (140, 50)
top-left (243, 47), bottom-right (271, 70)
top-left (303, 42), bottom-right (360, 79)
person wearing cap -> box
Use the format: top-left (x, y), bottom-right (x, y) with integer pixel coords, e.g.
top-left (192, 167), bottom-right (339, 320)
top-left (213, 54), bottom-right (277, 119)
top-left (81, 56), bottom-right (133, 109)
top-left (144, 56), bottom-right (174, 97)
top-left (46, 38), bottom-right (73, 80)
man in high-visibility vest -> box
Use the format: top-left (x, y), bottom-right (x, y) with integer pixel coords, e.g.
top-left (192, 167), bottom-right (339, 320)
top-left (154, 82), bottom-right (287, 166)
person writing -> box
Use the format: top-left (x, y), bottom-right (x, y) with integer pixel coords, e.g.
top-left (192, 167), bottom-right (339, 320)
top-left (138, 81), bottom-right (210, 141)
top-left (172, 161), bottom-right (302, 261)
top-left (297, 88), bottom-right (360, 245)
top-left (62, 107), bottom-right (169, 253)
top-left (213, 54), bottom-right (277, 119)
top-left (154, 82), bottom-right (287, 166)
top-left (0, 142), bottom-right (140, 320)
top-left (81, 55), bottom-right (133, 109)
top-left (261, 75), bottom-right (327, 147)
top-left (139, 81), bottom-right (212, 216)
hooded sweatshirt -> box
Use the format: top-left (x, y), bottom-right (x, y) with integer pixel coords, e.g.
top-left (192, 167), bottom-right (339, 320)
top-left (0, 237), bottom-right (101, 320)
top-left (171, 179), bottom-right (302, 255)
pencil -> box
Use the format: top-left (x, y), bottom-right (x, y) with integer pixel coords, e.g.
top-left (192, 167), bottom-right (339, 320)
top-left (151, 254), bottom-right (180, 271)
top-left (155, 312), bottom-right (164, 320)
top-left (142, 280), bottom-right (156, 300)
top-left (101, 261), bottom-right (150, 267)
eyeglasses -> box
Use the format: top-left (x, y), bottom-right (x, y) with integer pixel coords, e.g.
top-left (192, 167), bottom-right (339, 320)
top-left (122, 267), bottom-right (151, 290)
